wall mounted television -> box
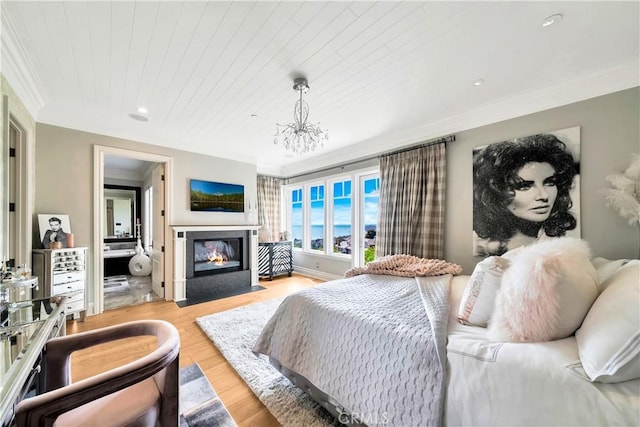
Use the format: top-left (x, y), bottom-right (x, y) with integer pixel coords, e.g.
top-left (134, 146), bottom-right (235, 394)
top-left (190, 179), bottom-right (244, 213)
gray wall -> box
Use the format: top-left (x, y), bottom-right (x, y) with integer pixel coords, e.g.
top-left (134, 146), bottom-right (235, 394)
top-left (293, 87), bottom-right (640, 277)
top-left (34, 87), bottom-right (640, 282)
top-left (36, 124), bottom-right (257, 240)
top-left (34, 123), bottom-right (257, 303)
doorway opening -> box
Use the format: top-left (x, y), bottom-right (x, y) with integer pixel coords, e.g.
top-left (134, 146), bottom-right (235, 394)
top-left (102, 180), bottom-right (156, 311)
top-left (94, 146), bottom-right (173, 315)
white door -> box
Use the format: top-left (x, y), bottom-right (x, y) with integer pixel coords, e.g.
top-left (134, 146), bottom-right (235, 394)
top-left (151, 163), bottom-right (165, 298)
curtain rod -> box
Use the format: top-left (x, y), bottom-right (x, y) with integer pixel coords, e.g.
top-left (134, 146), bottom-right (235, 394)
top-left (379, 135), bottom-right (455, 158)
top-left (284, 134), bottom-right (456, 181)
top-left (257, 173), bottom-right (284, 180)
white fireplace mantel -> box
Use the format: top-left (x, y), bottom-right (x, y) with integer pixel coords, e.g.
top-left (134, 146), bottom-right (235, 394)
top-left (172, 225), bottom-right (261, 302)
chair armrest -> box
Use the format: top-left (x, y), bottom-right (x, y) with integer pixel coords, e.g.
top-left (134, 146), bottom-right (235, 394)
top-left (44, 320), bottom-right (178, 390)
top-left (16, 320), bottom-right (180, 426)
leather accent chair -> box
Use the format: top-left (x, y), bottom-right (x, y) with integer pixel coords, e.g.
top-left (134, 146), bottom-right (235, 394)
top-left (16, 320), bottom-right (180, 427)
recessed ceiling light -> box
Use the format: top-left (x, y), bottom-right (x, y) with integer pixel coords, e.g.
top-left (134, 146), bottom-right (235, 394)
top-left (136, 106), bottom-right (149, 114)
top-left (541, 13), bottom-right (563, 28)
top-left (473, 79), bottom-right (485, 86)
top-left (129, 113), bottom-right (149, 122)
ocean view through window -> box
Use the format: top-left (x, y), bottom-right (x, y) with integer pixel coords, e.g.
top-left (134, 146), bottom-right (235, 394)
top-left (333, 179), bottom-right (352, 254)
top-left (309, 184), bottom-right (325, 251)
top-left (287, 170), bottom-right (379, 266)
top-left (362, 175), bottom-right (380, 264)
top-left (291, 188), bottom-right (302, 248)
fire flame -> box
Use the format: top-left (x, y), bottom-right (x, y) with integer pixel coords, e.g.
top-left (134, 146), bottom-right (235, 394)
top-left (207, 250), bottom-right (228, 266)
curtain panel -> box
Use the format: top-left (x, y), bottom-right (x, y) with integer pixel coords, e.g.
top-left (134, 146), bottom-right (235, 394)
top-left (376, 143), bottom-right (446, 259)
top-left (257, 175), bottom-right (282, 242)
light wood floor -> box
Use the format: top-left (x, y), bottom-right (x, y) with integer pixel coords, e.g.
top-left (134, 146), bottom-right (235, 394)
top-left (66, 273), bottom-right (325, 426)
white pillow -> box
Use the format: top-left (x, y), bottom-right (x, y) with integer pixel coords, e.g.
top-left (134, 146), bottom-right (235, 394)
top-left (457, 256), bottom-right (509, 327)
top-left (591, 257), bottom-right (634, 290)
top-left (488, 237), bottom-right (599, 343)
top-left (575, 261), bottom-right (640, 383)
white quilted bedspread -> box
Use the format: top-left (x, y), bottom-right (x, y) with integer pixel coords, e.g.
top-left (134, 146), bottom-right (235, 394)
top-left (253, 273), bottom-right (452, 427)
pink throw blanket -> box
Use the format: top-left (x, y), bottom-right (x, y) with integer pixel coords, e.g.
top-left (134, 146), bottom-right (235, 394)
top-left (345, 254), bottom-right (462, 278)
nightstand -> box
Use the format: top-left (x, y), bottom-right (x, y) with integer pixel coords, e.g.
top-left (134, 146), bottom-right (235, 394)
top-left (258, 241), bottom-right (293, 280)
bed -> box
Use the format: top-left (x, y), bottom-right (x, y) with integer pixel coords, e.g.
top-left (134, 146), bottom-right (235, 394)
top-left (253, 241), bottom-right (640, 426)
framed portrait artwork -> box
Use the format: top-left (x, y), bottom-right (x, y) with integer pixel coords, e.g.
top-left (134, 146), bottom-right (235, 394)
top-left (472, 127), bottom-right (581, 256)
top-left (38, 214), bottom-right (72, 249)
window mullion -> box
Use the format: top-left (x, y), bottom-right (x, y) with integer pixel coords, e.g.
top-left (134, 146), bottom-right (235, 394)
top-left (352, 175), bottom-right (361, 267)
top-left (302, 184), bottom-right (312, 252)
top-left (326, 179), bottom-right (333, 256)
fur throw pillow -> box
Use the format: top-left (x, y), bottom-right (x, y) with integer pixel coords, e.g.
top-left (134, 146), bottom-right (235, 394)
top-left (488, 237), bottom-right (599, 343)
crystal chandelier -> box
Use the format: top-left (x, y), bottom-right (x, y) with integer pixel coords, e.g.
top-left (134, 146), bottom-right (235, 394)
top-left (274, 77), bottom-right (328, 154)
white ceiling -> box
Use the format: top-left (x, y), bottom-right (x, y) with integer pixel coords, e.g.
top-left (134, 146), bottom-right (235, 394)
top-left (1, 1), bottom-right (638, 177)
top-left (104, 155), bottom-right (153, 180)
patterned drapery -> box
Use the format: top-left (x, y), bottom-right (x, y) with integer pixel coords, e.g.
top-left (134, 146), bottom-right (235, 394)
top-left (376, 143), bottom-right (447, 259)
top-left (257, 175), bottom-right (282, 242)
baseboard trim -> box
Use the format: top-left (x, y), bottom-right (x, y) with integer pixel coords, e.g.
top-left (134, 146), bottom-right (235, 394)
top-left (293, 266), bottom-right (342, 282)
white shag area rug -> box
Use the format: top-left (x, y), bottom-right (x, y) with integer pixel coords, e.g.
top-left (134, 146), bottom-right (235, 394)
top-left (196, 298), bottom-right (339, 427)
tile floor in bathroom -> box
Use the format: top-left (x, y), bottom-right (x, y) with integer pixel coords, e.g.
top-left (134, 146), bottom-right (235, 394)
top-left (103, 275), bottom-right (162, 311)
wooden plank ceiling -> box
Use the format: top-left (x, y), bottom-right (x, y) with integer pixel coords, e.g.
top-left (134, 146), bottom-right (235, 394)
top-left (1, 1), bottom-right (638, 175)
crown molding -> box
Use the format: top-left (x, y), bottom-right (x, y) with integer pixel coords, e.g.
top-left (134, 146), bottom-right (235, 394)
top-left (0, 10), bottom-right (46, 117)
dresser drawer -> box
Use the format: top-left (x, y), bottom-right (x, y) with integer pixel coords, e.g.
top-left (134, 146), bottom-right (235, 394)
top-left (64, 298), bottom-right (85, 314)
top-left (53, 271), bottom-right (85, 285)
top-left (63, 290), bottom-right (84, 304)
top-left (52, 280), bottom-right (84, 295)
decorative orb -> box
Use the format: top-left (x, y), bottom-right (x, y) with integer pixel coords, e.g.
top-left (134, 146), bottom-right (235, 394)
top-left (129, 254), bottom-right (152, 276)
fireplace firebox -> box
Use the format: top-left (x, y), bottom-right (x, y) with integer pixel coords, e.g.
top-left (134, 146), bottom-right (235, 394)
top-left (193, 238), bottom-right (242, 276)
top-left (183, 229), bottom-right (253, 305)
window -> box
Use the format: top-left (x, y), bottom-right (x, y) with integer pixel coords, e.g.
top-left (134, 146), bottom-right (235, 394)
top-left (285, 170), bottom-right (379, 266)
top-left (291, 188), bottom-right (303, 248)
top-left (361, 175), bottom-right (380, 264)
top-left (332, 179), bottom-right (352, 254)
top-left (309, 184), bottom-right (325, 251)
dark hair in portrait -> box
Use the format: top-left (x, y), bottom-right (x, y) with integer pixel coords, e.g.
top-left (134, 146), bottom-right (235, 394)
top-left (473, 133), bottom-right (579, 255)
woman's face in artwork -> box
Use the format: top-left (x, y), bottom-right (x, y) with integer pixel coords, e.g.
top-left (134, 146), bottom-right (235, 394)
top-left (507, 162), bottom-right (558, 222)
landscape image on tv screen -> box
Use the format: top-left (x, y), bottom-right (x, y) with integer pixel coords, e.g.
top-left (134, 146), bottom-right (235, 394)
top-left (190, 179), bottom-right (244, 212)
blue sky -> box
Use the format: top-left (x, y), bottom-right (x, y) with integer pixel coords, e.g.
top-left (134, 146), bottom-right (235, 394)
top-left (333, 197), bottom-right (351, 225)
top-left (191, 179), bottom-right (243, 196)
top-left (291, 178), bottom-right (379, 230)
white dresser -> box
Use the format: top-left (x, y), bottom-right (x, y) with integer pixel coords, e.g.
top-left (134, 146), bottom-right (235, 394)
top-left (32, 247), bottom-right (88, 321)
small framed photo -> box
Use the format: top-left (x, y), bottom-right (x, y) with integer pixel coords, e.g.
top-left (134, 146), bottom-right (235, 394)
top-left (38, 214), bottom-right (72, 249)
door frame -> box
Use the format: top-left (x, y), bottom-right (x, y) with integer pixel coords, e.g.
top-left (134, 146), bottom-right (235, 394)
top-left (1, 95), bottom-right (35, 268)
top-left (7, 114), bottom-right (33, 267)
top-left (93, 145), bottom-right (173, 315)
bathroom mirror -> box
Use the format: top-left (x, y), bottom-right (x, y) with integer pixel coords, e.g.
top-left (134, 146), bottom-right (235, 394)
top-left (104, 184), bottom-right (141, 243)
